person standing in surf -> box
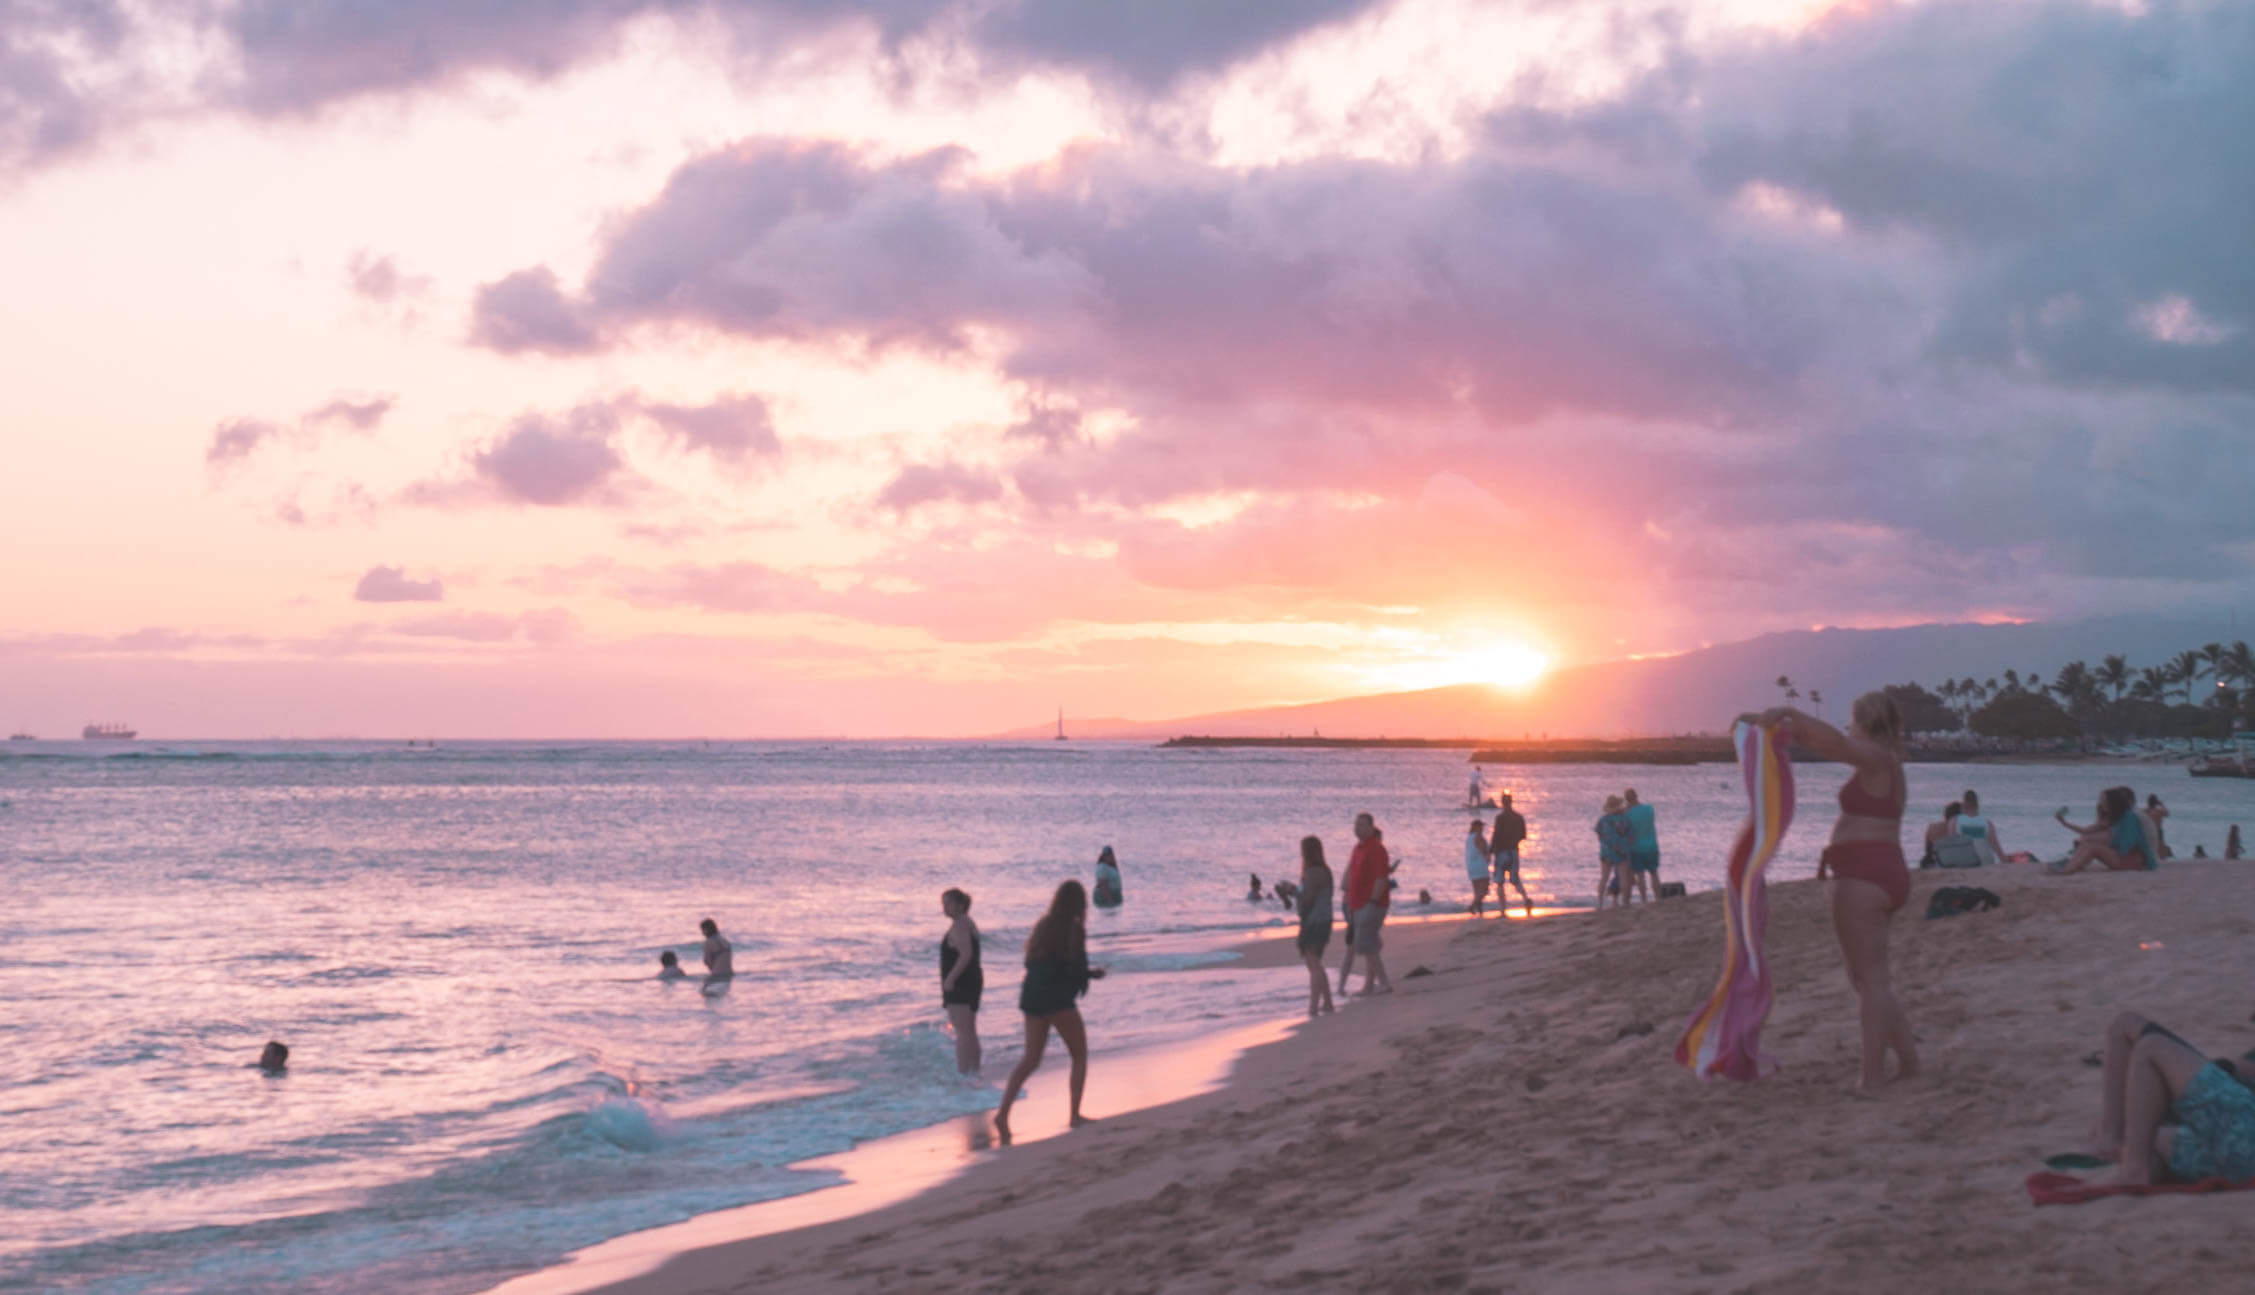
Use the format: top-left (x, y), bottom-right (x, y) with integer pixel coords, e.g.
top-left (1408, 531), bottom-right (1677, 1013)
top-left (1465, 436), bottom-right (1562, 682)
top-left (1622, 789), bottom-right (1662, 903)
top-left (1339, 813), bottom-right (1393, 997)
top-left (938, 888), bottom-right (984, 1076)
top-left (1743, 693), bottom-right (1919, 1089)
top-left (1595, 795), bottom-right (1632, 909)
top-left (1295, 836), bottom-right (1336, 1016)
top-left (698, 917), bottom-right (733, 990)
top-left (1492, 793), bottom-right (1532, 917)
top-left (1463, 818), bottom-right (1493, 916)
top-left (995, 880), bottom-right (1105, 1143)
top-left (1092, 846), bottom-right (1123, 907)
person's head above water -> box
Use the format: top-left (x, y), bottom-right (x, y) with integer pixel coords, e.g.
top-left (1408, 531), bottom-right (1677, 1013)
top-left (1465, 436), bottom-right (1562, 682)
top-left (259, 1041), bottom-right (288, 1073)
top-left (1961, 789), bottom-right (1981, 814)
top-left (941, 887), bottom-right (971, 917)
top-left (699, 917), bottom-right (718, 937)
top-left (1850, 690), bottom-right (1904, 747)
top-left (659, 950), bottom-right (679, 967)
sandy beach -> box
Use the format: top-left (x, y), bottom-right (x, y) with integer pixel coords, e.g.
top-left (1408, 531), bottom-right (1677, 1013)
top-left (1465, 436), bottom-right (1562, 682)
top-left (540, 859), bottom-right (2255, 1294)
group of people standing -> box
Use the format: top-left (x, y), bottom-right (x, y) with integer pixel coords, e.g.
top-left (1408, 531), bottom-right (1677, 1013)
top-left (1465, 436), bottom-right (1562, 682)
top-left (935, 879), bottom-right (1106, 1143)
top-left (1593, 789), bottom-right (1661, 908)
top-left (1463, 795), bottom-right (1532, 917)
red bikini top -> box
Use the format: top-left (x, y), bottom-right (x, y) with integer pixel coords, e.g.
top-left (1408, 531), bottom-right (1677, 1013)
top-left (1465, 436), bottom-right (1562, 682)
top-left (1836, 756), bottom-right (1905, 820)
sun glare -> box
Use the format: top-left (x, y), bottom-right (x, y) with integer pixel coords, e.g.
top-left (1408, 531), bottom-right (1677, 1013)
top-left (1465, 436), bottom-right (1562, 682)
top-left (1360, 640), bottom-right (1553, 694)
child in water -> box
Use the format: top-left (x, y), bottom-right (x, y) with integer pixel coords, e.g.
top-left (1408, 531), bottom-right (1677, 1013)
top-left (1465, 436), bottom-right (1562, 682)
top-left (657, 951), bottom-right (686, 980)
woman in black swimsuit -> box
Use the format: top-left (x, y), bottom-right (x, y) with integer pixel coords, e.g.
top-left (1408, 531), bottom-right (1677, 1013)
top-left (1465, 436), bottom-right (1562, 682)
top-left (994, 880), bottom-right (1105, 1144)
top-left (938, 888), bottom-right (983, 1077)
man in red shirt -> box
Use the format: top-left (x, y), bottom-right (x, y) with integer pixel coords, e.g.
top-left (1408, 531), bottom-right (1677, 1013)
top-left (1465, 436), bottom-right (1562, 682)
top-left (1337, 812), bottom-right (1394, 997)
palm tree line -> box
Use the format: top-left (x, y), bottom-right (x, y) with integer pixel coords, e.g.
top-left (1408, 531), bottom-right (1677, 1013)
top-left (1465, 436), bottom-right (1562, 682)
top-left (1930, 640), bottom-right (2255, 718)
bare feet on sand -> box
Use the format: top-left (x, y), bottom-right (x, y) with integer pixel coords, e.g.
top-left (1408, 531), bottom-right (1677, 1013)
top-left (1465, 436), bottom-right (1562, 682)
top-left (1070, 1113), bottom-right (1096, 1129)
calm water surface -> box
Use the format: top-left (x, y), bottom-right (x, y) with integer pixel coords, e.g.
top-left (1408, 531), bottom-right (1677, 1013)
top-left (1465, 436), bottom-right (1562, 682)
top-left (2, 740), bottom-right (2244, 1293)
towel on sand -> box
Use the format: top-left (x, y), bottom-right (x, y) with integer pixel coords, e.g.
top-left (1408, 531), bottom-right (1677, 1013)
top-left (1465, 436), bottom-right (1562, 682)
top-left (2025, 1171), bottom-right (2255, 1206)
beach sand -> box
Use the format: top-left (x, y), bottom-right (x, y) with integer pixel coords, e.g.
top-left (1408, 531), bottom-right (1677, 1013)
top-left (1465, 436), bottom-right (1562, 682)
top-left (546, 862), bottom-right (2255, 1293)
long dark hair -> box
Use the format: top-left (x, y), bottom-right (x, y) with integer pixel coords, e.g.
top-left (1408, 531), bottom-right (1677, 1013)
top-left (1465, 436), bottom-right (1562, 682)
top-left (1026, 880), bottom-right (1088, 960)
top-left (1299, 835), bottom-right (1331, 889)
top-left (2101, 786), bottom-right (2135, 824)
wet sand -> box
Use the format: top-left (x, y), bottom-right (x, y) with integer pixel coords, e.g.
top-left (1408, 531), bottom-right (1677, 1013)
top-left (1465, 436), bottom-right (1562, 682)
top-left (515, 862), bottom-right (2255, 1293)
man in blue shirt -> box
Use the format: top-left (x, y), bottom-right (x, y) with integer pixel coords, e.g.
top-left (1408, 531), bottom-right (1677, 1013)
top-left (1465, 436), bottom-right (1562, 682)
top-left (1623, 788), bottom-right (1661, 902)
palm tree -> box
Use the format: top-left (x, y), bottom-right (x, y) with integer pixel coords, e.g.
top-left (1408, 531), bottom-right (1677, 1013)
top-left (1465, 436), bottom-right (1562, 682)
top-left (1776, 675), bottom-right (1795, 705)
top-left (1938, 678), bottom-right (1963, 718)
top-left (2222, 641), bottom-right (2255, 692)
top-left (2003, 668), bottom-right (2022, 693)
top-left (2096, 654), bottom-right (2130, 702)
top-left (2168, 650), bottom-right (2207, 705)
top-left (2199, 642), bottom-right (2230, 706)
top-left (2132, 665), bottom-right (2168, 702)
top-left (2052, 661), bottom-right (2098, 714)
top-left (1808, 688), bottom-right (1824, 717)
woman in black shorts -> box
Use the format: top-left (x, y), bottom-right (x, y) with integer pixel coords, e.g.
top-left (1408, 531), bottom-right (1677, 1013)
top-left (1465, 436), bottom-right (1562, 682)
top-left (1295, 836), bottom-right (1335, 1017)
top-left (938, 888), bottom-right (983, 1076)
top-left (994, 880), bottom-right (1105, 1143)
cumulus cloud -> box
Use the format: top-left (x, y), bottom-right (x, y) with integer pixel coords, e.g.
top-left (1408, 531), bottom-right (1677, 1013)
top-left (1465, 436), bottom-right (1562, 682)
top-left (409, 389), bottom-right (782, 509)
top-left (206, 394), bottom-right (396, 469)
top-left (877, 461), bottom-right (1005, 512)
top-left (345, 251), bottom-right (431, 303)
top-left (353, 565), bottom-right (444, 603)
top-left (469, 268), bottom-right (600, 354)
top-left (451, 0), bottom-right (2255, 642)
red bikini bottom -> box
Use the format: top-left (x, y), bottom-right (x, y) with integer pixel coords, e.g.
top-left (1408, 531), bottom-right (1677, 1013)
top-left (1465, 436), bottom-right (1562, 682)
top-left (1823, 840), bottom-right (1910, 912)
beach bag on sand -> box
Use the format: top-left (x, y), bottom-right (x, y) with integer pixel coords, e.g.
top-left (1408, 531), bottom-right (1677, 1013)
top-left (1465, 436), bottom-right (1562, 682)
top-left (1933, 836), bottom-right (1984, 869)
top-left (1925, 886), bottom-right (2001, 920)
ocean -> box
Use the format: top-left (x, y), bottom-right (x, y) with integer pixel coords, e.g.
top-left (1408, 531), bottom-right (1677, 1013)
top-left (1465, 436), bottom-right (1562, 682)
top-left (2, 739), bottom-right (2243, 1293)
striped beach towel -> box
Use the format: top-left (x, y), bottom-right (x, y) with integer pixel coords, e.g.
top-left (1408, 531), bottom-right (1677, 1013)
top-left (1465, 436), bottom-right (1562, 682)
top-left (1674, 720), bottom-right (1796, 1081)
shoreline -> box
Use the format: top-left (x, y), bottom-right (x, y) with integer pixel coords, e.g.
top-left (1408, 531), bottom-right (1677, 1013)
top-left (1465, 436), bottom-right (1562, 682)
top-left (508, 862), bottom-right (2255, 1292)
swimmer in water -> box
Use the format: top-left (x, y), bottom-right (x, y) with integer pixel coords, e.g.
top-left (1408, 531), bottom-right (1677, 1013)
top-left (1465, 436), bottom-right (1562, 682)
top-left (257, 1041), bottom-right (288, 1074)
top-left (1247, 873), bottom-right (1264, 902)
top-left (699, 917), bottom-right (734, 988)
top-left (657, 950), bottom-right (686, 980)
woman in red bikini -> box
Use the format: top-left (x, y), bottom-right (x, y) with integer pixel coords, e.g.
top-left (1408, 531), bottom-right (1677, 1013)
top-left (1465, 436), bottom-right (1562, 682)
top-left (1744, 691), bottom-right (1920, 1089)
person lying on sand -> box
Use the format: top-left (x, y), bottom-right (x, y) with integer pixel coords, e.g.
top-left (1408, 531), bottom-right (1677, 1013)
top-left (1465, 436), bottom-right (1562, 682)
top-left (2084, 1011), bottom-right (2255, 1185)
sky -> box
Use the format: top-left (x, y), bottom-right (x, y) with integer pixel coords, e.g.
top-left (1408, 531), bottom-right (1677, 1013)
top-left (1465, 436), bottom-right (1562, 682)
top-left (2, 0), bottom-right (2251, 738)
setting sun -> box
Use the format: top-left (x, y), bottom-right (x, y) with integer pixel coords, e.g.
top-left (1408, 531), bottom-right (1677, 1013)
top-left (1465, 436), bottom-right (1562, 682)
top-left (1358, 639), bottom-right (1553, 694)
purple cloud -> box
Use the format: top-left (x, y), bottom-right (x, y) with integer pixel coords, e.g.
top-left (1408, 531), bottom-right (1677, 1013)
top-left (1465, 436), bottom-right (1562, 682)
top-left (471, 407), bottom-right (628, 506)
top-left (877, 461), bottom-right (1005, 512)
top-left (633, 392), bottom-right (779, 462)
top-left (469, 267), bottom-right (600, 354)
top-left (353, 565), bottom-right (444, 603)
top-left (345, 251), bottom-right (429, 303)
top-left (207, 395), bottom-right (396, 470)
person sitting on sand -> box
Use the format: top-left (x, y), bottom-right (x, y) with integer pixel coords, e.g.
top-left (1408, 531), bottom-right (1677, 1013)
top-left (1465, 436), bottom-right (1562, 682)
top-left (1294, 836), bottom-right (1335, 1017)
top-left (657, 951), bottom-right (686, 980)
top-left (1595, 795), bottom-right (1631, 909)
top-left (1092, 846), bottom-right (1124, 907)
top-left (939, 888), bottom-right (984, 1076)
top-left (2145, 794), bottom-right (2172, 859)
top-left (2050, 788), bottom-right (2159, 873)
top-left (1339, 815), bottom-right (1394, 997)
top-left (994, 880), bottom-right (1106, 1143)
top-left (1247, 873), bottom-right (1264, 902)
top-left (1743, 693), bottom-right (1918, 1090)
top-left (2229, 825), bottom-right (2244, 860)
top-left (257, 1041), bottom-right (289, 1074)
top-left (1492, 794), bottom-right (1533, 918)
top-left (2083, 1010), bottom-right (2255, 1186)
top-left (699, 917), bottom-right (734, 987)
top-left (1919, 801), bottom-right (1962, 869)
top-left (1955, 790), bottom-right (2005, 867)
top-left (1464, 818), bottom-right (1493, 917)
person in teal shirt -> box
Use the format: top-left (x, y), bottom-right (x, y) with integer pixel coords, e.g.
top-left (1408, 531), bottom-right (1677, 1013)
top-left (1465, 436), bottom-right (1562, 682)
top-left (1622, 788), bottom-right (1661, 901)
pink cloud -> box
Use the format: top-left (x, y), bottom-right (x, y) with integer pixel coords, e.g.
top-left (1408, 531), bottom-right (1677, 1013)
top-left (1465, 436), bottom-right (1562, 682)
top-left (353, 565), bottom-right (444, 602)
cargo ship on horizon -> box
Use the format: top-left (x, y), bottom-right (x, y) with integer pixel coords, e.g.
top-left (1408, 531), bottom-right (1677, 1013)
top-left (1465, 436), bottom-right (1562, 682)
top-left (82, 723), bottom-right (137, 740)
